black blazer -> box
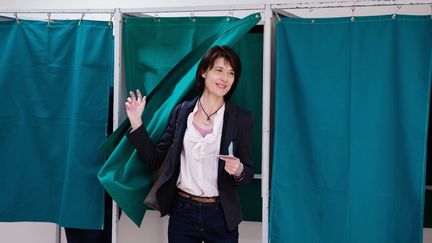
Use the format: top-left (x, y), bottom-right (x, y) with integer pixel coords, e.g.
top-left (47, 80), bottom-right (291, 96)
top-left (126, 96), bottom-right (254, 231)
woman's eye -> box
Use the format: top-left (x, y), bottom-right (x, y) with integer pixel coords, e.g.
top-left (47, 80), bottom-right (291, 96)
top-left (229, 72), bottom-right (235, 76)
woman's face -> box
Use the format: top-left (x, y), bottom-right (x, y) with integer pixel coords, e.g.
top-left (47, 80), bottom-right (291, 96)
top-left (202, 57), bottom-right (235, 98)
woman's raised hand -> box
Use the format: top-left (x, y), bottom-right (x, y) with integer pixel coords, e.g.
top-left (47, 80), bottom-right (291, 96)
top-left (125, 89), bottom-right (146, 131)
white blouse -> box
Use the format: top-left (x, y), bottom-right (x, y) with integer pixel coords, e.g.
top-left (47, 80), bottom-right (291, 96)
top-left (176, 102), bottom-right (225, 197)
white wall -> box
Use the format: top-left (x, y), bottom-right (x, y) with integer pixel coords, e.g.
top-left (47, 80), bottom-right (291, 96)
top-left (0, 1), bottom-right (430, 243)
top-left (0, 222), bottom-right (58, 243)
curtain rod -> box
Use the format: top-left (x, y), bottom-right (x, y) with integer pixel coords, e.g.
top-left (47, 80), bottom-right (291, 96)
top-left (0, 5), bottom-right (265, 14)
top-left (0, 9), bottom-right (115, 14)
top-left (0, 1), bottom-right (430, 14)
top-left (120, 4), bottom-right (265, 14)
top-left (273, 1), bottom-right (432, 10)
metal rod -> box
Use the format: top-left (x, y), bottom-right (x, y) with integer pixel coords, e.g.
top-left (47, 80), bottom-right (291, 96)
top-left (1, 1), bottom-right (428, 15)
top-left (273, 9), bottom-right (301, 18)
top-left (120, 4), bottom-right (265, 14)
top-left (261, 4), bottom-right (273, 243)
top-left (55, 225), bottom-right (61, 243)
top-left (0, 9), bottom-right (114, 13)
top-left (111, 8), bottom-right (123, 243)
top-left (273, 1), bottom-right (432, 10)
top-left (253, 174), bottom-right (262, 179)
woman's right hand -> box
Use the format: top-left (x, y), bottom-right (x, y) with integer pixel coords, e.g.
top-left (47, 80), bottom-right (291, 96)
top-left (125, 89), bottom-right (146, 131)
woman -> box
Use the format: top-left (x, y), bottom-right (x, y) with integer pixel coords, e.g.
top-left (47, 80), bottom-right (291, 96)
top-left (125, 45), bottom-right (254, 243)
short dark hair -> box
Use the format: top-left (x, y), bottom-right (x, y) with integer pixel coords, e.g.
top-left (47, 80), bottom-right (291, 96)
top-left (195, 45), bottom-right (241, 100)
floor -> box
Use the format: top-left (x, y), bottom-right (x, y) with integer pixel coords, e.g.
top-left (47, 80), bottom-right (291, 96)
top-left (424, 228), bottom-right (432, 242)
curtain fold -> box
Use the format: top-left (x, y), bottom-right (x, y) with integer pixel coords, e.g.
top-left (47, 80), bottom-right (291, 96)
top-left (98, 13), bottom-right (261, 226)
top-left (231, 29), bottom-right (263, 221)
top-left (0, 19), bottom-right (113, 229)
top-left (270, 15), bottom-right (432, 243)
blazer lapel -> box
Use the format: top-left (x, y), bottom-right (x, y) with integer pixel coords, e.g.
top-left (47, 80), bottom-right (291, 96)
top-left (176, 97), bottom-right (197, 140)
top-left (172, 97), bottom-right (198, 168)
top-left (218, 101), bottom-right (238, 174)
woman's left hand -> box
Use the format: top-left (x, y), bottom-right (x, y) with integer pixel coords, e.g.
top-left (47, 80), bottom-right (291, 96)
top-left (220, 155), bottom-right (244, 177)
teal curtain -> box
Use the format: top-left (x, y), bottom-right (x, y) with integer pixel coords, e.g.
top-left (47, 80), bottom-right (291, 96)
top-left (123, 16), bottom-right (234, 95)
top-left (98, 13), bottom-right (261, 226)
top-left (231, 29), bottom-right (263, 221)
top-left (0, 19), bottom-right (113, 229)
top-left (270, 15), bottom-right (432, 243)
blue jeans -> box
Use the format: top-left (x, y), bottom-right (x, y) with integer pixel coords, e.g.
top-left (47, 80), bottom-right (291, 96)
top-left (168, 195), bottom-right (239, 243)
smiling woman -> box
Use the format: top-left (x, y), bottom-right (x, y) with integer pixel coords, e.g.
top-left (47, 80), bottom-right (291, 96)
top-left (200, 57), bottom-right (235, 102)
top-left (196, 46), bottom-right (242, 101)
top-left (125, 45), bottom-right (254, 243)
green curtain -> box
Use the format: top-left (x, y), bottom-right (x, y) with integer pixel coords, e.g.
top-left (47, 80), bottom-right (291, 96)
top-left (98, 13), bottom-right (261, 226)
top-left (123, 16), bottom-right (234, 95)
top-left (0, 20), bottom-right (113, 229)
top-left (231, 30), bottom-right (263, 221)
top-left (270, 15), bottom-right (432, 243)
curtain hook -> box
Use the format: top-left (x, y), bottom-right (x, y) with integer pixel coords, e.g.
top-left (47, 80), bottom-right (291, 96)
top-left (47, 13), bottom-right (51, 25)
top-left (274, 11), bottom-right (281, 22)
top-left (190, 10), bottom-right (196, 22)
top-left (108, 12), bottom-right (114, 26)
top-left (14, 13), bottom-right (20, 25)
top-left (227, 9), bottom-right (233, 21)
top-left (153, 12), bottom-right (160, 23)
top-left (392, 5), bottom-right (401, 20)
top-left (78, 13), bottom-right (85, 26)
top-left (351, 7), bottom-right (355, 22)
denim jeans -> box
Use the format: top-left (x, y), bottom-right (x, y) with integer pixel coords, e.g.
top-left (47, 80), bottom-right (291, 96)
top-left (168, 195), bottom-right (239, 243)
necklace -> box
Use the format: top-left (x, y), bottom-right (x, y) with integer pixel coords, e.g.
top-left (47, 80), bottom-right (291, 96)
top-left (199, 97), bottom-right (224, 125)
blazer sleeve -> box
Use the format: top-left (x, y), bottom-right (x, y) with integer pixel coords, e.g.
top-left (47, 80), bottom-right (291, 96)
top-left (126, 103), bottom-right (182, 170)
top-left (232, 110), bottom-right (254, 185)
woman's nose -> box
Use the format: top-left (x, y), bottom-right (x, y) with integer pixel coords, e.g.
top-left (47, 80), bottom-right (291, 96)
top-left (221, 72), bottom-right (228, 82)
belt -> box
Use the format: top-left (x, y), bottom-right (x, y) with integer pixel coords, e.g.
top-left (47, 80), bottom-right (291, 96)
top-left (177, 190), bottom-right (220, 204)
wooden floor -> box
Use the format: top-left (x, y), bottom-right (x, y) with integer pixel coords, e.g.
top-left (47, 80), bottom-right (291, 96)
top-left (424, 228), bottom-right (432, 243)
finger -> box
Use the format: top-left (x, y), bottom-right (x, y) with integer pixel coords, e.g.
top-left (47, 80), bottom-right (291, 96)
top-left (225, 159), bottom-right (238, 167)
top-left (229, 164), bottom-right (238, 171)
top-left (225, 162), bottom-right (234, 168)
top-left (227, 163), bottom-right (239, 172)
top-left (225, 163), bottom-right (235, 172)
top-left (219, 156), bottom-right (237, 162)
top-left (136, 89), bottom-right (142, 101)
top-left (130, 91), bottom-right (136, 101)
top-left (224, 166), bottom-right (233, 175)
top-left (225, 164), bottom-right (236, 173)
top-left (222, 157), bottom-right (239, 163)
top-left (127, 97), bottom-right (132, 103)
top-left (224, 164), bottom-right (231, 171)
top-left (224, 160), bottom-right (232, 168)
top-left (125, 102), bottom-right (131, 109)
top-left (140, 96), bottom-right (147, 106)
top-left (219, 157), bottom-right (227, 162)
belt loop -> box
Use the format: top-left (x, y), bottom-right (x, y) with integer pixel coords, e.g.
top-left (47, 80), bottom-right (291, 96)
top-left (187, 194), bottom-right (192, 204)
